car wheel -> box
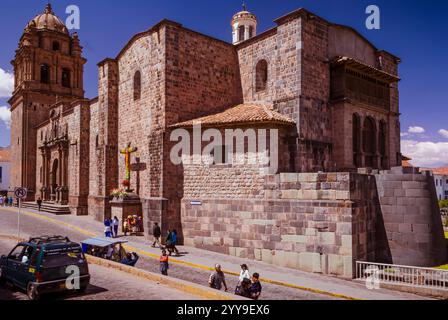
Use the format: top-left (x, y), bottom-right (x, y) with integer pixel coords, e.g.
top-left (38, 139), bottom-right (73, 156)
top-left (26, 283), bottom-right (39, 301)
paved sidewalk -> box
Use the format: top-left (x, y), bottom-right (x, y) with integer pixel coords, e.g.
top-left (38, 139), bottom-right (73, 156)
top-left (0, 206), bottom-right (432, 300)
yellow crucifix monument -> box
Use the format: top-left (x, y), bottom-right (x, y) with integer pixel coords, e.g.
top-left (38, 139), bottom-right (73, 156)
top-left (120, 142), bottom-right (138, 191)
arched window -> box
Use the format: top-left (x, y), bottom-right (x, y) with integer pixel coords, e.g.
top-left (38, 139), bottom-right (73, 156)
top-left (238, 26), bottom-right (245, 42)
top-left (255, 60), bottom-right (268, 92)
top-left (62, 68), bottom-right (71, 88)
top-left (362, 117), bottom-right (377, 167)
top-left (40, 64), bottom-right (50, 84)
top-left (133, 71), bottom-right (141, 101)
top-left (379, 120), bottom-right (387, 168)
top-left (352, 113), bottom-right (361, 167)
top-left (52, 41), bottom-right (60, 51)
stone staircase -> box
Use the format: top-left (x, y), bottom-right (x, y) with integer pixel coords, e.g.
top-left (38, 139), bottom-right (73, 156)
top-left (18, 201), bottom-right (71, 215)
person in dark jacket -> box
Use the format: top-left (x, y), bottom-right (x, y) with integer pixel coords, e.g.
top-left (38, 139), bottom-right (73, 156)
top-left (170, 229), bottom-right (180, 256)
top-left (249, 273), bottom-right (262, 300)
top-left (36, 197), bottom-right (43, 212)
top-left (236, 278), bottom-right (252, 298)
top-left (152, 222), bottom-right (162, 248)
top-left (121, 252), bottom-right (139, 267)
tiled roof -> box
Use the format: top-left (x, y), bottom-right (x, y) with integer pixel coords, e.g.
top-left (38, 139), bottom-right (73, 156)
top-left (420, 167), bottom-right (448, 175)
top-left (0, 147), bottom-right (11, 162)
top-left (429, 168), bottom-right (448, 175)
top-left (402, 160), bottom-right (413, 168)
top-left (170, 103), bottom-right (296, 128)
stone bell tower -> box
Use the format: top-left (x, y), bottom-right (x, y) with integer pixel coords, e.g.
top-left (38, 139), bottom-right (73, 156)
top-left (8, 4), bottom-right (86, 200)
top-left (231, 2), bottom-right (258, 44)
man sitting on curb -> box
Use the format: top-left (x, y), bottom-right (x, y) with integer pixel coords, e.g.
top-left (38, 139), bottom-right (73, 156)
top-left (121, 252), bottom-right (139, 267)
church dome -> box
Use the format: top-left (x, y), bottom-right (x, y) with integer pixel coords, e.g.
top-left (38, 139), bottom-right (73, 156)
top-left (231, 3), bottom-right (257, 44)
top-left (231, 10), bottom-right (257, 23)
top-left (26, 4), bottom-right (69, 34)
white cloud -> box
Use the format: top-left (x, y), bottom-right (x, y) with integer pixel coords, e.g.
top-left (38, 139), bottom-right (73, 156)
top-left (408, 126), bottom-right (426, 134)
top-left (0, 106), bottom-right (11, 129)
top-left (400, 132), bottom-right (409, 137)
top-left (401, 139), bottom-right (448, 168)
top-left (0, 68), bottom-right (14, 98)
top-left (438, 129), bottom-right (448, 139)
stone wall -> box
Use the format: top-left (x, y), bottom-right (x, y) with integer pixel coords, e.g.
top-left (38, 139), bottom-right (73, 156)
top-left (88, 59), bottom-right (119, 220)
top-left (182, 166), bottom-right (446, 277)
top-left (181, 172), bottom-right (384, 278)
top-left (67, 100), bottom-right (90, 215)
top-left (117, 27), bottom-right (166, 201)
top-left (375, 167), bottom-right (447, 266)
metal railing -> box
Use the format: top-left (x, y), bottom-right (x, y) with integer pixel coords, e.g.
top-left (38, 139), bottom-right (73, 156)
top-left (356, 261), bottom-right (448, 291)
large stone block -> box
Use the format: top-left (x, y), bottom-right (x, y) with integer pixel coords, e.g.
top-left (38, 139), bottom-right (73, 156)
top-left (299, 252), bottom-right (322, 273)
top-left (319, 232), bottom-right (336, 245)
top-left (261, 249), bottom-right (274, 264)
top-left (328, 254), bottom-right (344, 275)
top-left (281, 235), bottom-right (307, 243)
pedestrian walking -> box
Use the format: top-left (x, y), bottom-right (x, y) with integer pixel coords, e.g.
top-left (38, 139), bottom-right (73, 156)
top-left (0, 196), bottom-right (3, 207)
top-left (36, 197), bottom-right (43, 212)
top-left (171, 229), bottom-right (180, 256)
top-left (104, 218), bottom-right (112, 238)
top-left (9, 197), bottom-right (13, 206)
top-left (235, 264), bottom-right (250, 294)
top-left (249, 273), bottom-right (262, 300)
top-left (152, 222), bottom-right (161, 248)
top-left (112, 216), bottom-right (120, 238)
top-left (159, 249), bottom-right (169, 276)
top-left (208, 264), bottom-right (228, 292)
top-left (165, 229), bottom-right (179, 256)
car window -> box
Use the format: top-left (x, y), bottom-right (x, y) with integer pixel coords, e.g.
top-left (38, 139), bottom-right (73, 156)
top-left (8, 245), bottom-right (25, 261)
top-left (41, 246), bottom-right (85, 268)
top-left (8, 245), bottom-right (34, 264)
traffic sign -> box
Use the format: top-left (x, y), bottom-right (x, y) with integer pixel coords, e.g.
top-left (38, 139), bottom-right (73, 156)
top-left (14, 187), bottom-right (28, 200)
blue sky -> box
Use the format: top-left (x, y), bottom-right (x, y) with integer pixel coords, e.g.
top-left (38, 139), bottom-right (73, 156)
top-left (0, 0), bottom-right (447, 166)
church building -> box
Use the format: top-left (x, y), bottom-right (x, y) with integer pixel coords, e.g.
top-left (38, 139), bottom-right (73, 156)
top-left (10, 4), bottom-right (445, 277)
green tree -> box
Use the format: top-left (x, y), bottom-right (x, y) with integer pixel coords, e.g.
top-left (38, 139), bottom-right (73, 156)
top-left (439, 200), bottom-right (448, 209)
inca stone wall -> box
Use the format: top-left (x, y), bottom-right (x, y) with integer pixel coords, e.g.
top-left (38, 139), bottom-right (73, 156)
top-left (182, 171), bottom-right (387, 278)
top-left (182, 167), bottom-right (447, 277)
top-left (375, 167), bottom-right (447, 266)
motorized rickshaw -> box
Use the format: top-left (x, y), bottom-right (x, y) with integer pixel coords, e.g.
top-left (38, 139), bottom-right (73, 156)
top-left (81, 237), bottom-right (129, 263)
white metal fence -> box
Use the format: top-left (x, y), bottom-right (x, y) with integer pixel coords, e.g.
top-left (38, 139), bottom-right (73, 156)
top-left (356, 261), bottom-right (448, 291)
